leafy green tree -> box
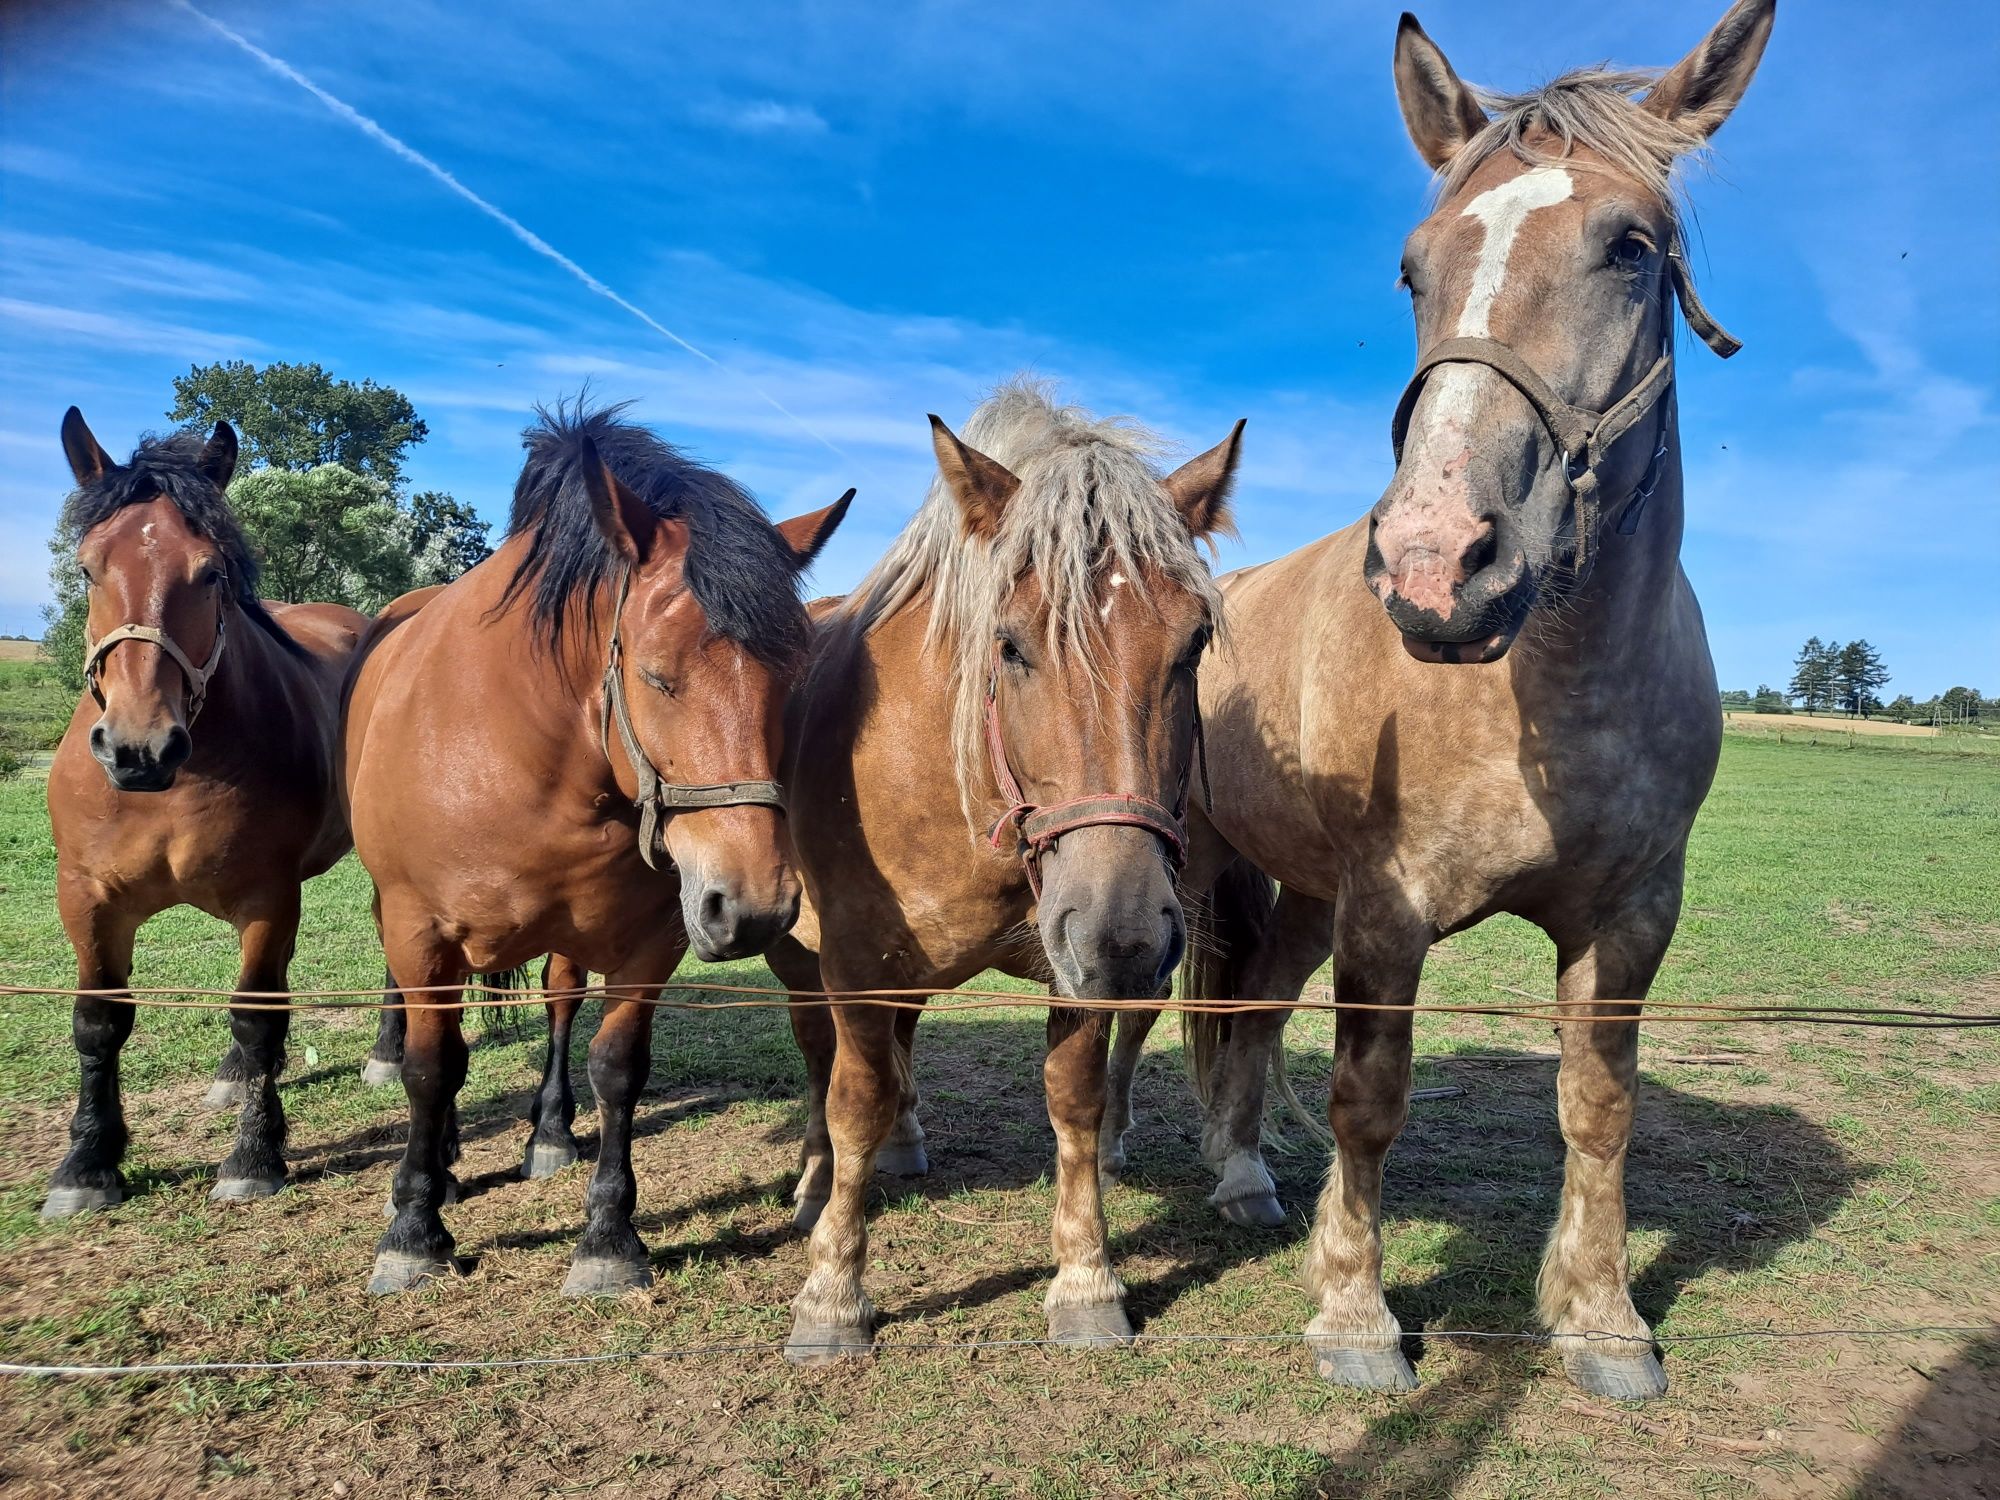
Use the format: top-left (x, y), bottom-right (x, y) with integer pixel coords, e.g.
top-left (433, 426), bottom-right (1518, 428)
top-left (1752, 683), bottom-right (1789, 714)
top-left (1939, 686), bottom-right (1984, 725)
top-left (169, 361), bottom-right (427, 488)
top-left (403, 490), bottom-right (493, 587)
top-left (1834, 639), bottom-right (1890, 718)
top-left (40, 536), bottom-right (88, 694)
top-left (1719, 688), bottom-right (1752, 708)
top-left (1883, 693), bottom-right (1917, 722)
top-left (1789, 637), bottom-right (1836, 714)
top-left (227, 466), bottom-right (417, 612)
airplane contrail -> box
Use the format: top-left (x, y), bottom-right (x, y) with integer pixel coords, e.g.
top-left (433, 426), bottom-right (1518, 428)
top-left (169, 0), bottom-right (846, 459)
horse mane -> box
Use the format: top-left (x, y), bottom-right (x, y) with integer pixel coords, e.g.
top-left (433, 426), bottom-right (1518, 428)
top-left (61, 429), bottom-right (303, 656)
top-left (1440, 66), bottom-right (1707, 224)
top-left (826, 378), bottom-right (1223, 821)
top-left (499, 399), bottom-right (808, 667)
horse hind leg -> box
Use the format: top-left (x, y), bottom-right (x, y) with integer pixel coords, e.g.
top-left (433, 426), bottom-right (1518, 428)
top-left (211, 894), bottom-right (301, 1201)
top-left (1099, 1003), bottom-right (1160, 1179)
top-left (42, 885), bottom-right (142, 1219)
top-left (769, 935), bottom-right (836, 1230)
top-left (874, 1003), bottom-right (928, 1177)
top-left (361, 966), bottom-right (405, 1086)
top-left (522, 955), bottom-right (586, 1179)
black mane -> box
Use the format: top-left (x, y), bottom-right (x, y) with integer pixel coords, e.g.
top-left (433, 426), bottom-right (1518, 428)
top-left (61, 429), bottom-right (302, 655)
top-left (500, 400), bottom-right (807, 666)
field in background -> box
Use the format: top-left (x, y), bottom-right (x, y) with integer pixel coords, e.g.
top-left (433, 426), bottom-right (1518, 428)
top-left (0, 640), bottom-right (44, 663)
top-left (0, 734), bottom-right (1995, 1497)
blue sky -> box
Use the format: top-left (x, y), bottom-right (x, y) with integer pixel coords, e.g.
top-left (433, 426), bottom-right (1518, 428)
top-left (2, 0), bottom-right (1994, 696)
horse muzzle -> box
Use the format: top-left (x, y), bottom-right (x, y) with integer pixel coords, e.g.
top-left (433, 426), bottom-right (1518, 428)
top-left (89, 718), bottom-right (192, 792)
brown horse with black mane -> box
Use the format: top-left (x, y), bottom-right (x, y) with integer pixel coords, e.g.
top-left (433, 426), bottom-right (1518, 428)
top-left (343, 401), bottom-right (847, 1297)
top-left (41, 409), bottom-right (368, 1218)
top-left (1113, 0), bottom-right (1777, 1401)
top-left (764, 382), bottom-right (1243, 1361)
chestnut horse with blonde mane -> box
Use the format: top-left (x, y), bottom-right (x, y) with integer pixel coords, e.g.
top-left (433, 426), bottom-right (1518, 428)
top-left (763, 382), bottom-right (1244, 1361)
top-left (343, 402), bottom-right (847, 1296)
top-left (1114, 1), bottom-right (1777, 1401)
top-left (41, 410), bottom-right (367, 1219)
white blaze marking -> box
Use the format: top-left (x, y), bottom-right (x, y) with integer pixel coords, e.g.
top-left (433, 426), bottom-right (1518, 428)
top-left (1414, 166), bottom-right (1576, 449)
top-left (1101, 571), bottom-right (1126, 619)
top-left (1456, 165), bottom-right (1572, 338)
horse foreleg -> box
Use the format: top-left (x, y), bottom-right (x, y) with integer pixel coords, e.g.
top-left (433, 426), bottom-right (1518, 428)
top-left (361, 965), bottom-right (404, 1087)
top-left (43, 878), bottom-right (141, 1218)
top-left (1538, 854), bottom-right (1683, 1401)
top-left (522, 954), bottom-right (587, 1179)
top-left (1204, 887), bottom-right (1335, 1227)
top-left (1043, 1004), bottom-right (1131, 1345)
top-left (1302, 902), bottom-right (1428, 1393)
top-left (211, 892), bottom-right (300, 1201)
top-left (562, 940), bottom-right (678, 1297)
top-left (786, 975), bottom-right (903, 1364)
top-left (370, 944), bottom-right (466, 1294)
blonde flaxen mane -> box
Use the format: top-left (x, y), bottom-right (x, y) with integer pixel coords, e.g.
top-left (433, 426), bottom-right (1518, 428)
top-left (827, 379), bottom-right (1223, 825)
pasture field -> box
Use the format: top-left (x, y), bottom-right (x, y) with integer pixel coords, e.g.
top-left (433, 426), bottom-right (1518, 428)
top-left (0, 731), bottom-right (1995, 1498)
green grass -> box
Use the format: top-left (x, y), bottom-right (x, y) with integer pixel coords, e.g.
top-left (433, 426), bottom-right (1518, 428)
top-left (0, 657), bottom-right (71, 780)
top-left (0, 731), bottom-right (1995, 1496)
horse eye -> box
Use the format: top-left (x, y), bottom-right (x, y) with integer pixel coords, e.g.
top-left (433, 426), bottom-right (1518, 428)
top-left (639, 667), bottom-right (676, 697)
top-left (1607, 233), bottom-right (1653, 271)
top-left (998, 637), bottom-right (1028, 669)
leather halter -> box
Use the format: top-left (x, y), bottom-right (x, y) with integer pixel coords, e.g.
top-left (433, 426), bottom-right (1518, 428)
top-left (983, 643), bottom-right (1213, 900)
top-left (1389, 237), bottom-right (1740, 577)
top-left (597, 566), bottom-right (786, 871)
top-left (84, 596), bottom-right (228, 724)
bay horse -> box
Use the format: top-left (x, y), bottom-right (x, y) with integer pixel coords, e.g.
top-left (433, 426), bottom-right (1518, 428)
top-left (343, 402), bottom-right (848, 1296)
top-left (764, 382), bottom-right (1243, 1361)
top-left (41, 410), bottom-right (367, 1217)
top-left (1115, 1), bottom-right (1776, 1400)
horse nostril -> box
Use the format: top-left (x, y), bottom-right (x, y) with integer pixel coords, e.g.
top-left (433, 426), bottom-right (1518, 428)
top-left (699, 887), bottom-right (728, 932)
top-left (160, 726), bottom-right (193, 770)
top-left (1461, 521), bottom-right (1498, 578)
top-left (89, 724), bottom-right (110, 758)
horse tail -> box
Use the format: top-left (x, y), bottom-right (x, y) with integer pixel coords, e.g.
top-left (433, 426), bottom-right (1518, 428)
top-left (1177, 854), bottom-right (1277, 1111)
top-left (470, 964), bottom-right (536, 1040)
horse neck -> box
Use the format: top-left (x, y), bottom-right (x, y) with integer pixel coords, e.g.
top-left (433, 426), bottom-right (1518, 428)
top-left (1515, 399), bottom-right (1692, 685)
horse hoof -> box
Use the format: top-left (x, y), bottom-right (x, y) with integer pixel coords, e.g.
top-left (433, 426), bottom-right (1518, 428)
top-left (210, 1172), bottom-right (287, 1202)
top-left (783, 1321), bottom-right (873, 1367)
top-left (1315, 1345), bottom-right (1420, 1392)
top-left (1098, 1144), bottom-right (1128, 1180)
top-left (792, 1195), bottom-right (828, 1234)
top-left (521, 1139), bottom-right (580, 1179)
top-left (1216, 1193), bottom-right (1287, 1229)
top-left (874, 1142), bottom-right (930, 1177)
top-left (367, 1251), bottom-right (453, 1295)
top-left (1047, 1303), bottom-right (1135, 1348)
top-left (360, 1058), bottom-right (402, 1088)
top-left (40, 1184), bottom-right (123, 1220)
top-left (203, 1079), bottom-right (245, 1111)
top-left (1564, 1347), bottom-right (1667, 1401)
top-left (562, 1255), bottom-right (653, 1298)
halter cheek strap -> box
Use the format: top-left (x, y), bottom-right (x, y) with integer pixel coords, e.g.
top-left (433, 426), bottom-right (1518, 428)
top-left (84, 603), bottom-right (228, 724)
top-left (597, 567), bottom-right (787, 871)
top-left (1388, 237), bottom-right (1739, 578)
top-left (982, 645), bottom-right (1213, 900)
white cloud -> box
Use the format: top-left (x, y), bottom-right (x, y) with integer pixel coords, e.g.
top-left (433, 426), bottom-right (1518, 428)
top-left (696, 99), bottom-right (830, 136)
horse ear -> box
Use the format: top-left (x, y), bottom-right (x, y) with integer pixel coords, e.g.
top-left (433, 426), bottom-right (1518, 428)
top-left (774, 488), bottom-right (854, 570)
top-left (929, 415), bottom-right (1020, 540)
top-left (1641, 0), bottom-right (1776, 140)
top-left (198, 421), bottom-right (239, 489)
top-left (579, 435), bottom-right (657, 565)
top-left (61, 406), bottom-right (113, 487)
top-left (1393, 13), bottom-right (1488, 171)
top-left (1162, 419), bottom-right (1245, 542)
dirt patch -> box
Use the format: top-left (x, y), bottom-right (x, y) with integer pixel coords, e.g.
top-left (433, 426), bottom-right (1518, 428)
top-left (1724, 713), bottom-right (1943, 739)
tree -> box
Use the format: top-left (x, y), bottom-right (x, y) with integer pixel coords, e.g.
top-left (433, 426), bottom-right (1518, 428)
top-left (1884, 694), bottom-right (1917, 722)
top-left (169, 361), bottom-right (428, 488)
top-left (1752, 683), bottom-right (1789, 714)
top-left (1939, 686), bottom-right (1985, 725)
top-left (1834, 639), bottom-right (1891, 718)
top-left (227, 466), bottom-right (418, 613)
top-left (403, 490), bottom-right (493, 586)
top-left (1719, 688), bottom-right (1752, 708)
top-left (1789, 637), bottom-right (1836, 714)
top-left (41, 535), bottom-right (88, 694)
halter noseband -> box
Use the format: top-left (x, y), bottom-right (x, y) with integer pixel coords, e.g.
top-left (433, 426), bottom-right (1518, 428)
top-left (1388, 236), bottom-right (1740, 577)
top-left (983, 643), bottom-right (1213, 900)
top-left (597, 567), bottom-right (787, 871)
top-left (84, 596), bottom-right (228, 725)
